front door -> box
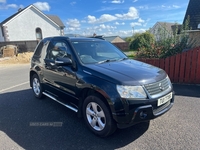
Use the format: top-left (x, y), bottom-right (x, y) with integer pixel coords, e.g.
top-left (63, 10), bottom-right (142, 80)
top-left (43, 39), bottom-right (77, 98)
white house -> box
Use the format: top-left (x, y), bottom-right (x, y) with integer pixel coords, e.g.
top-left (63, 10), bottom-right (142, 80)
top-left (0, 4), bottom-right (65, 42)
top-left (149, 22), bottom-right (180, 41)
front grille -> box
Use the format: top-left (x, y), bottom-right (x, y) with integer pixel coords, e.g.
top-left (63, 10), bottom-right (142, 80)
top-left (153, 101), bottom-right (171, 115)
top-left (144, 77), bottom-right (170, 96)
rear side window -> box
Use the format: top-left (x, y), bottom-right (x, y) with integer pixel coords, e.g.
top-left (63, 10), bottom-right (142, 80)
top-left (34, 41), bottom-right (44, 57)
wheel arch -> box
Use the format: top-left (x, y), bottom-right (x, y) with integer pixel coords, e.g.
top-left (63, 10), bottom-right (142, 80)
top-left (77, 87), bottom-right (114, 119)
top-left (29, 70), bottom-right (40, 87)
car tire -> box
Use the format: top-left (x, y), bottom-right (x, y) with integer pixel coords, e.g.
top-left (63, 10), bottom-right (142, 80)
top-left (83, 95), bottom-right (117, 137)
top-left (31, 74), bottom-right (44, 99)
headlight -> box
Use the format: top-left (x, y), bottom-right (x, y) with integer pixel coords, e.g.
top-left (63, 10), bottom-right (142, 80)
top-left (116, 85), bottom-right (147, 99)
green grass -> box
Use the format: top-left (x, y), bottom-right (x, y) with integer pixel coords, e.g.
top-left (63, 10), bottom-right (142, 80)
top-left (124, 50), bottom-right (137, 59)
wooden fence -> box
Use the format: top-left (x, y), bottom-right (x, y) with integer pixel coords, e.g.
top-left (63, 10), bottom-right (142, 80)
top-left (137, 47), bottom-right (200, 84)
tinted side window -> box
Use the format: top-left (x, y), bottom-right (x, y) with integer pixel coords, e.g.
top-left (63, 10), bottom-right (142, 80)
top-left (34, 41), bottom-right (44, 57)
top-left (46, 40), bottom-right (71, 61)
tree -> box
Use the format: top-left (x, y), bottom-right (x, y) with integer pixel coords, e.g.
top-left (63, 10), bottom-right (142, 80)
top-left (134, 17), bottom-right (191, 59)
top-left (130, 32), bottom-right (155, 50)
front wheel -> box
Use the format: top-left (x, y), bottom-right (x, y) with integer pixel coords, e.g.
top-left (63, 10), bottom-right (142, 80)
top-left (31, 74), bottom-right (44, 99)
top-left (83, 95), bottom-right (116, 137)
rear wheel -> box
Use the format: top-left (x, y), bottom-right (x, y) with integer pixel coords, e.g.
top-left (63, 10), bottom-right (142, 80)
top-left (83, 95), bottom-right (116, 137)
top-left (31, 74), bottom-right (44, 99)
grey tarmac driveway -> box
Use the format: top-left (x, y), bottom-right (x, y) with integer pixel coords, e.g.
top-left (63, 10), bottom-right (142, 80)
top-left (0, 64), bottom-right (200, 150)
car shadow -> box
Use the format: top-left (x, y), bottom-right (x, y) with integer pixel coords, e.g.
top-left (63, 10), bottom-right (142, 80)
top-left (173, 83), bottom-right (200, 98)
top-left (0, 89), bottom-right (149, 150)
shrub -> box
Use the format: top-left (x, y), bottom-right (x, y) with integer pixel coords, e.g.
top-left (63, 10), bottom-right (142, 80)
top-left (130, 17), bottom-right (191, 59)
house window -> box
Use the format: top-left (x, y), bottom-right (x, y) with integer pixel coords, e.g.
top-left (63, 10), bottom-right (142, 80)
top-left (36, 28), bottom-right (43, 40)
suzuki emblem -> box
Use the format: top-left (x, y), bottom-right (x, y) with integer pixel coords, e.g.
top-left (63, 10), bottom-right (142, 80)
top-left (159, 83), bottom-right (164, 91)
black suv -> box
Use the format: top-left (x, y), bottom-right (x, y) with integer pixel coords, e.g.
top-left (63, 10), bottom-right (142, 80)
top-left (30, 36), bottom-right (174, 137)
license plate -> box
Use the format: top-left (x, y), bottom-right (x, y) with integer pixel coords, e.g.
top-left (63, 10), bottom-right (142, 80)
top-left (157, 92), bottom-right (172, 106)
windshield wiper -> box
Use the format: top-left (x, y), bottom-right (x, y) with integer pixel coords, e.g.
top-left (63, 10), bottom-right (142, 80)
top-left (118, 57), bottom-right (128, 61)
top-left (98, 59), bottom-right (117, 64)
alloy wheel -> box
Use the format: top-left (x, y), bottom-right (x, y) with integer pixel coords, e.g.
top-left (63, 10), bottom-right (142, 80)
top-left (86, 102), bottom-right (106, 131)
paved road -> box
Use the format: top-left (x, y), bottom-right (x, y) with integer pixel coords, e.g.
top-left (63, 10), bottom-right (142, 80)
top-left (0, 64), bottom-right (200, 150)
top-left (0, 64), bottom-right (29, 93)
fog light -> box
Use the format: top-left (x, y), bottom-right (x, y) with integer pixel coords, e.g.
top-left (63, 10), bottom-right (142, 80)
top-left (140, 111), bottom-right (147, 119)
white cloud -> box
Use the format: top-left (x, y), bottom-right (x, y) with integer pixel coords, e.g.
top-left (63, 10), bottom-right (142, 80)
top-left (33, 2), bottom-right (50, 11)
top-left (87, 15), bottom-right (97, 23)
top-left (87, 14), bottom-right (117, 24)
top-left (0, 3), bottom-right (23, 10)
top-left (19, 5), bottom-right (24, 9)
top-left (161, 5), bottom-right (165, 8)
top-left (143, 18), bottom-right (150, 27)
top-left (99, 24), bottom-right (106, 29)
top-left (134, 28), bottom-right (146, 33)
top-left (139, 5), bottom-right (149, 10)
top-left (130, 22), bottom-right (142, 27)
top-left (115, 7), bottom-right (139, 20)
top-left (138, 18), bottom-right (145, 23)
top-left (111, 0), bottom-right (124, 4)
top-left (114, 21), bottom-right (125, 25)
top-left (66, 19), bottom-right (81, 28)
top-left (102, 30), bottom-right (133, 36)
top-left (115, 22), bottom-right (119, 25)
top-left (100, 28), bottom-right (146, 37)
top-left (66, 27), bottom-right (79, 32)
top-left (6, 4), bottom-right (18, 9)
top-left (82, 24), bottom-right (117, 36)
top-left (98, 14), bottom-right (117, 23)
top-left (88, 7), bottom-right (139, 24)
top-left (91, 24), bottom-right (116, 32)
top-left (70, 2), bottom-right (76, 6)
top-left (172, 5), bottom-right (180, 8)
top-left (0, 0), bottom-right (6, 3)
top-left (133, 0), bottom-right (138, 2)
top-left (81, 20), bottom-right (86, 23)
top-left (160, 4), bottom-right (181, 10)
top-left (99, 24), bottom-right (116, 30)
top-left (118, 30), bottom-right (132, 36)
top-left (130, 18), bottom-right (148, 27)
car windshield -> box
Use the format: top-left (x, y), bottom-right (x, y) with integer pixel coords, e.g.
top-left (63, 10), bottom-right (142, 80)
top-left (71, 40), bottom-right (128, 64)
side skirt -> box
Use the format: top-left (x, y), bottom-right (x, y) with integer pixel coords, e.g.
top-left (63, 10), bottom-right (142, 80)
top-left (43, 92), bottom-right (78, 113)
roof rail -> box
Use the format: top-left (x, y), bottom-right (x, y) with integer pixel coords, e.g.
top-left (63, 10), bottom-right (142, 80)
top-left (87, 35), bottom-right (105, 40)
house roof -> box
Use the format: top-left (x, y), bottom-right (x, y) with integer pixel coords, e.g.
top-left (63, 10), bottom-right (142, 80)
top-left (183, 0), bottom-right (200, 30)
top-left (103, 36), bottom-right (126, 42)
top-left (158, 22), bottom-right (177, 33)
top-left (150, 22), bottom-right (181, 35)
top-left (0, 5), bottom-right (65, 28)
top-left (103, 36), bottom-right (118, 42)
top-left (46, 15), bottom-right (65, 28)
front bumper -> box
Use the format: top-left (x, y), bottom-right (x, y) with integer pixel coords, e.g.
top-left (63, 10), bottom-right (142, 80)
top-left (113, 91), bottom-right (175, 129)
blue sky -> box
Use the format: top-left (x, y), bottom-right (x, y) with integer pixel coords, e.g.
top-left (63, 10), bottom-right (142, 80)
top-left (0, 0), bottom-right (189, 37)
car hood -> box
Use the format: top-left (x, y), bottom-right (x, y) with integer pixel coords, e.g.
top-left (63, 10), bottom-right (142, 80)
top-left (83, 59), bottom-right (167, 85)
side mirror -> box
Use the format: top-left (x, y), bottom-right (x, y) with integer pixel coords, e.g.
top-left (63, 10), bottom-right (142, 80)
top-left (55, 57), bottom-right (72, 66)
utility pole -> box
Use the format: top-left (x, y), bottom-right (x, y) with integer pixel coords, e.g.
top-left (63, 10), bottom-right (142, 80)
top-left (132, 27), bottom-right (134, 35)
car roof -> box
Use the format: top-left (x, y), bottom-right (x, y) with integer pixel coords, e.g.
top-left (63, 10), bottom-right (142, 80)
top-left (42, 36), bottom-right (105, 42)
top-left (69, 37), bottom-right (104, 41)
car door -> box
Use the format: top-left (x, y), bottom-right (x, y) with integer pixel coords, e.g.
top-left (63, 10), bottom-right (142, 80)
top-left (43, 39), bottom-right (77, 98)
